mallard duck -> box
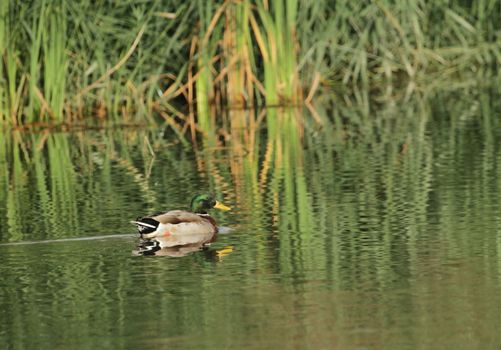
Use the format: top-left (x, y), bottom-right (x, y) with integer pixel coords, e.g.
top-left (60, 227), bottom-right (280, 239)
top-left (130, 194), bottom-right (231, 246)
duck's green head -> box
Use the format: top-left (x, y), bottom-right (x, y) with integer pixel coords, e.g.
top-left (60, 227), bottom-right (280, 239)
top-left (190, 194), bottom-right (231, 214)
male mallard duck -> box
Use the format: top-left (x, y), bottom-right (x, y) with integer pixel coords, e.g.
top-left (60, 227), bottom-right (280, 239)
top-left (130, 194), bottom-right (231, 246)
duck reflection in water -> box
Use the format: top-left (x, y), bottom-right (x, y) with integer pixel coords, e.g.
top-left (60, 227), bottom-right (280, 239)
top-left (133, 236), bottom-right (234, 259)
top-left (130, 194), bottom-right (232, 258)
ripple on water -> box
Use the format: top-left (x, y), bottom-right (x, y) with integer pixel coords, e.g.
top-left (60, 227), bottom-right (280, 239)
top-left (3, 94), bottom-right (501, 349)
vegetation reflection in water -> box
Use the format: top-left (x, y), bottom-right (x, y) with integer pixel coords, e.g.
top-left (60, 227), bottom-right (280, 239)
top-left (2, 84), bottom-right (501, 348)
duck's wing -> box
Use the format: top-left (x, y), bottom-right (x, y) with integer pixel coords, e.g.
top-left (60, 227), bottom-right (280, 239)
top-left (130, 210), bottom-right (198, 234)
top-left (152, 210), bottom-right (206, 225)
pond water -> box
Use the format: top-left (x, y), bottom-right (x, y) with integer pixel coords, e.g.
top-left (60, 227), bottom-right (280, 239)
top-left (2, 84), bottom-right (501, 349)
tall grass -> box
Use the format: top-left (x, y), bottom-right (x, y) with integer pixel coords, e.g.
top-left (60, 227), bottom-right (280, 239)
top-left (298, 0), bottom-right (501, 86)
top-left (193, 0), bottom-right (301, 115)
top-left (0, 0), bottom-right (500, 129)
top-left (1, 0), bottom-right (193, 126)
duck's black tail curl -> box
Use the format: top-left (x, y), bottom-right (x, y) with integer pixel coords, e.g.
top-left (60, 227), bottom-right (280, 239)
top-left (130, 217), bottom-right (160, 235)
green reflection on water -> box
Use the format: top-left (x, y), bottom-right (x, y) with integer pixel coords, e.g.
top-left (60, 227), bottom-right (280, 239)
top-left (1, 85), bottom-right (501, 349)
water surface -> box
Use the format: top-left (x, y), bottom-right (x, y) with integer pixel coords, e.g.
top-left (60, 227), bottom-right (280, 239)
top-left (1, 86), bottom-right (501, 349)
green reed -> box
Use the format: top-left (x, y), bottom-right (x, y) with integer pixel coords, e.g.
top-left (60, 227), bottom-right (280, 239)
top-left (0, 0), bottom-right (10, 124)
top-left (299, 0), bottom-right (501, 86)
top-left (43, 2), bottom-right (67, 121)
top-left (1, 0), bottom-right (193, 126)
top-left (255, 0), bottom-right (300, 105)
top-left (0, 0), bottom-right (500, 129)
top-left (193, 0), bottom-right (300, 116)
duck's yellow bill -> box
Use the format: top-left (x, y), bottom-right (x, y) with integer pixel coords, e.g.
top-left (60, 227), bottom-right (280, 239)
top-left (214, 201), bottom-right (231, 211)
